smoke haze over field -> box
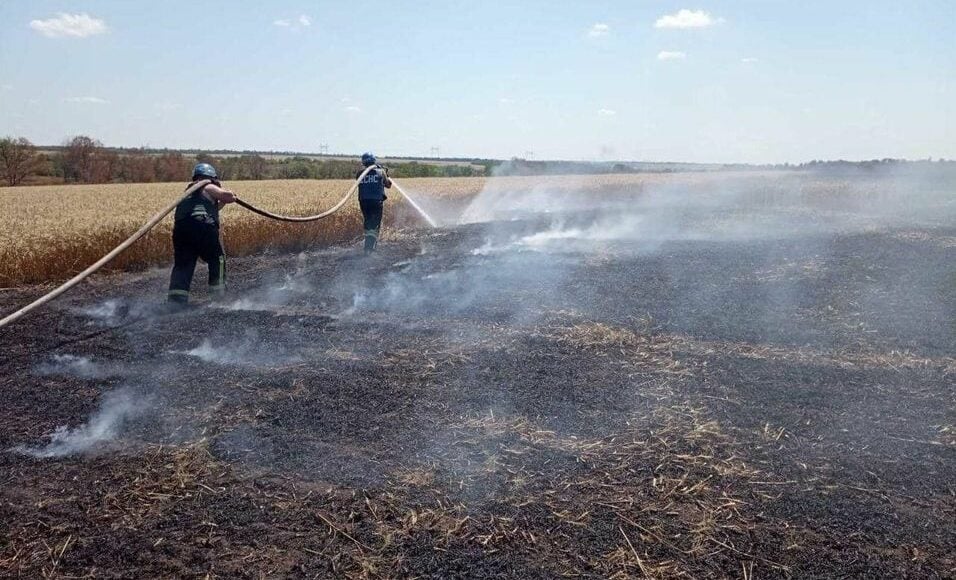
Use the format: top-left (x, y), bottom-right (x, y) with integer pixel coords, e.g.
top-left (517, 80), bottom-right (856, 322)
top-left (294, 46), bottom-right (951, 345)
top-left (9, 169), bottom-right (955, 477)
top-left (336, 167), bottom-right (956, 366)
top-left (461, 165), bottom-right (956, 238)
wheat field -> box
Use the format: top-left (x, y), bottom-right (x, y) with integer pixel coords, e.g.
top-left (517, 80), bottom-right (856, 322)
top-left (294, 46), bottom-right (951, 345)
top-left (0, 178), bottom-right (489, 287)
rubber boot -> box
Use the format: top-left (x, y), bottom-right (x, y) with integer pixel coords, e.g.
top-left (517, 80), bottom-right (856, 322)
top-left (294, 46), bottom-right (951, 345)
top-left (364, 232), bottom-right (378, 254)
top-left (209, 285), bottom-right (227, 303)
top-left (165, 291), bottom-right (190, 313)
top-left (167, 292), bottom-right (189, 305)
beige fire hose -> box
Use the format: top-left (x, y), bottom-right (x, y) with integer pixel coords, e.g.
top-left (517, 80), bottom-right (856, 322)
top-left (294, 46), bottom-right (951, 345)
top-left (233, 165), bottom-right (377, 222)
top-left (0, 179), bottom-right (209, 329)
top-left (0, 165), bottom-right (433, 329)
top-left (237, 166), bottom-right (437, 227)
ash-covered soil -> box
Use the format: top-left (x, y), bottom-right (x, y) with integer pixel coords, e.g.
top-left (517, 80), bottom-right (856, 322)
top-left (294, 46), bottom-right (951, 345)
top-left (1, 204), bottom-right (954, 578)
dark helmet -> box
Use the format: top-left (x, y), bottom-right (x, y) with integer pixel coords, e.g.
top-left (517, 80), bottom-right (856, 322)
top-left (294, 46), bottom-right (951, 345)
top-left (192, 162), bottom-right (218, 180)
top-left (361, 152), bottom-right (376, 167)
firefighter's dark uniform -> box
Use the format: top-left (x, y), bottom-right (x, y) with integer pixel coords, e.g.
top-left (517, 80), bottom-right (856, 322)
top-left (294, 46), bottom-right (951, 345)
top-left (357, 165), bottom-right (391, 253)
top-left (167, 182), bottom-right (226, 303)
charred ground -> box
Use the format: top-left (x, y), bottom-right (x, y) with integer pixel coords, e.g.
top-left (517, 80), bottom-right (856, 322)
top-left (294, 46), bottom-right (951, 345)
top-left (1, 197), bottom-right (954, 578)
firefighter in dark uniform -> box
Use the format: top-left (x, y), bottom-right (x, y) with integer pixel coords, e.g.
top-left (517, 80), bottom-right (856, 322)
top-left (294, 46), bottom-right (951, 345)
top-left (167, 163), bottom-right (237, 304)
top-left (357, 152), bottom-right (392, 253)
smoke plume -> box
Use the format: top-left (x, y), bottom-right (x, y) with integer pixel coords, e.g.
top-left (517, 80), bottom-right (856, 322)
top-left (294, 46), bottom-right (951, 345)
top-left (12, 388), bottom-right (152, 458)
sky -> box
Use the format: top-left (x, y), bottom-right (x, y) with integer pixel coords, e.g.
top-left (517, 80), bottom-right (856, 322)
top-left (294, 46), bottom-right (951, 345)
top-left (0, 1), bottom-right (953, 164)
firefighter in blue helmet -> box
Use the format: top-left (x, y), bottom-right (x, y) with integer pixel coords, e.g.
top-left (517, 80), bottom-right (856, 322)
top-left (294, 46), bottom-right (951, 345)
top-left (357, 152), bottom-right (392, 253)
top-left (167, 163), bottom-right (237, 305)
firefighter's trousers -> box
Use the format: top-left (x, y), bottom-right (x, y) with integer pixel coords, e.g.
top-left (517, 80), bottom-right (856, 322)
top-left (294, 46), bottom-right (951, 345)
top-left (360, 199), bottom-right (384, 253)
top-left (168, 219), bottom-right (225, 303)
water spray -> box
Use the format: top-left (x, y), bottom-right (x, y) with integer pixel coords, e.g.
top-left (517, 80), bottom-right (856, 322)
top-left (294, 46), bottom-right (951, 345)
top-left (390, 181), bottom-right (439, 228)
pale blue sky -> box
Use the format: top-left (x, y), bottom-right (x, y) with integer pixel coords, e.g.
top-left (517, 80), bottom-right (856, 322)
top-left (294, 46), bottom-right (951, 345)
top-left (1, 1), bottom-right (953, 163)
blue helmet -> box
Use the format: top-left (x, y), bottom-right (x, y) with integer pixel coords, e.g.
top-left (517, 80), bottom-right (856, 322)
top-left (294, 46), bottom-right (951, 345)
top-left (361, 152), bottom-right (376, 167)
top-left (192, 162), bottom-right (218, 180)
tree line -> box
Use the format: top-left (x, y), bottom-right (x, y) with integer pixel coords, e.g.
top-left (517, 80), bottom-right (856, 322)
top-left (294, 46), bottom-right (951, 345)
top-left (4, 135), bottom-right (952, 187)
top-left (0, 135), bottom-right (485, 187)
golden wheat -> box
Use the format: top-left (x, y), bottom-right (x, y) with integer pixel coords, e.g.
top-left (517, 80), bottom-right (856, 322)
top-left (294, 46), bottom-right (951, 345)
top-left (0, 178), bottom-right (483, 287)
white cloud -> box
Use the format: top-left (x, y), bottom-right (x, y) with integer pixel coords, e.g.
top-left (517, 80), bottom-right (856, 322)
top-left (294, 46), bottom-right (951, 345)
top-left (741, 57), bottom-right (759, 63)
top-left (498, 97), bottom-right (515, 104)
top-left (588, 23), bottom-right (609, 38)
top-left (598, 108), bottom-right (617, 117)
top-left (0, 84), bottom-right (12, 91)
top-left (30, 13), bottom-right (108, 38)
top-left (344, 105), bottom-right (361, 113)
top-left (654, 9), bottom-right (723, 29)
top-left (657, 51), bottom-right (687, 61)
top-left (65, 96), bottom-right (109, 104)
top-left (274, 15), bottom-right (312, 30)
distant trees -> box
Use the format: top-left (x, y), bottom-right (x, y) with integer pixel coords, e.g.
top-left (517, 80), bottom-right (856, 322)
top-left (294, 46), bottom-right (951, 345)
top-left (243, 154), bottom-right (268, 180)
top-left (8, 132), bottom-right (956, 188)
top-left (117, 149), bottom-right (157, 183)
top-left (154, 152), bottom-right (191, 182)
top-left (0, 137), bottom-right (41, 186)
top-left (276, 158), bottom-right (314, 179)
top-left (0, 135), bottom-right (490, 186)
top-left (2, 137), bottom-right (486, 186)
top-left (60, 135), bottom-right (118, 183)
top-left (67, 146), bottom-right (190, 183)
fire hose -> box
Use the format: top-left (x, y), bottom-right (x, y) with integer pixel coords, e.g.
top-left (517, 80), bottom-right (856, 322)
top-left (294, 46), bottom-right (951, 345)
top-left (232, 165), bottom-right (376, 222)
top-left (234, 166), bottom-right (437, 227)
top-left (0, 165), bottom-right (428, 329)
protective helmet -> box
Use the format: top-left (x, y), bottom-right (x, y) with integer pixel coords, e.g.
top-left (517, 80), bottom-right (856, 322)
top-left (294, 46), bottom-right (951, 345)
top-left (192, 162), bottom-right (218, 180)
top-left (361, 152), bottom-right (376, 167)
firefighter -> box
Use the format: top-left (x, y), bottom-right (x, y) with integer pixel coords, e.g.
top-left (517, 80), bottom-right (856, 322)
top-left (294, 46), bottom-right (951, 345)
top-left (167, 163), bottom-right (236, 305)
top-left (357, 152), bottom-right (392, 253)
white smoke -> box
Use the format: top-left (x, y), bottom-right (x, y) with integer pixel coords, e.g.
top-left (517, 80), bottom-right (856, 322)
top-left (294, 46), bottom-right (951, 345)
top-left (461, 170), bottom-right (956, 253)
top-left (182, 339), bottom-right (248, 364)
top-left (76, 297), bottom-right (167, 327)
top-left (216, 260), bottom-right (314, 312)
top-left (459, 181), bottom-right (571, 224)
top-left (78, 299), bottom-right (124, 324)
top-left (470, 238), bottom-right (527, 256)
top-left (12, 388), bottom-right (151, 458)
top-left (332, 166), bottom-right (956, 347)
top-left (178, 335), bottom-right (301, 367)
top-left (35, 354), bottom-right (102, 379)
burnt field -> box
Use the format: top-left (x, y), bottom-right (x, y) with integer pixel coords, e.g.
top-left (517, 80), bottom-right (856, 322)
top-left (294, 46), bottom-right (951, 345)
top-left (1, 176), bottom-right (955, 578)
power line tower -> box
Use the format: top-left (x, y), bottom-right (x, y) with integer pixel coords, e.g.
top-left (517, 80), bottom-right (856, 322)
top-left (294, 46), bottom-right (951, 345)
top-left (429, 146), bottom-right (440, 159)
top-left (319, 144), bottom-right (329, 156)
top-left (524, 150), bottom-right (535, 160)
